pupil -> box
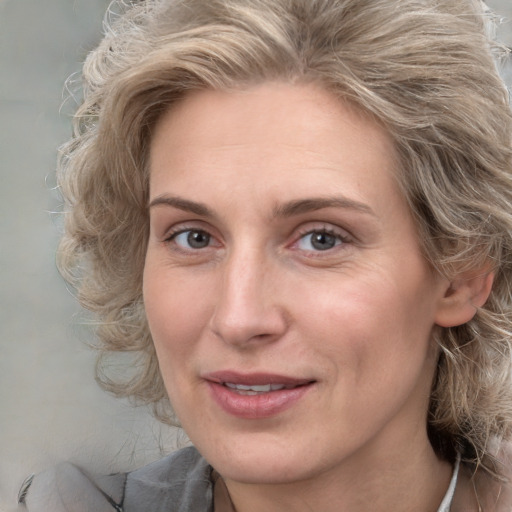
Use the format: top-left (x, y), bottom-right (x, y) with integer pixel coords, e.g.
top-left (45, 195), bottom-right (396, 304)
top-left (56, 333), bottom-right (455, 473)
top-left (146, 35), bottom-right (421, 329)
top-left (311, 232), bottom-right (336, 250)
top-left (187, 230), bottom-right (210, 248)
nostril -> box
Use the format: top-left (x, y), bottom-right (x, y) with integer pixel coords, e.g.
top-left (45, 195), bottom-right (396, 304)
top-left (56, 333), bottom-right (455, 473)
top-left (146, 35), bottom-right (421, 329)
top-left (209, 309), bottom-right (288, 347)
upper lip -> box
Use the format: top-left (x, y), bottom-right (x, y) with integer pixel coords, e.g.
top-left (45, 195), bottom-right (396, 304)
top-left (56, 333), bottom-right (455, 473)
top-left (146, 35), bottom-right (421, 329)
top-left (203, 371), bottom-right (315, 387)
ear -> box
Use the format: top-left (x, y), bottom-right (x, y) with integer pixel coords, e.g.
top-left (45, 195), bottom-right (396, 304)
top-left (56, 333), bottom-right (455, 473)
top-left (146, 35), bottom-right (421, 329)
top-left (435, 269), bottom-right (494, 328)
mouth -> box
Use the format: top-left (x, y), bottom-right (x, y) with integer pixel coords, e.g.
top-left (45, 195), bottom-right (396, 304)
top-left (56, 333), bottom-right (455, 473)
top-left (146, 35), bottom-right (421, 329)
top-left (222, 382), bottom-right (308, 395)
top-left (203, 371), bottom-right (316, 418)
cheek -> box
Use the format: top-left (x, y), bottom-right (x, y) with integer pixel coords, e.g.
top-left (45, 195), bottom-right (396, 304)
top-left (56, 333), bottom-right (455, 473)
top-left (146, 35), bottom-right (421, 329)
top-left (143, 263), bottom-right (213, 376)
top-left (143, 276), bottom-right (212, 416)
top-left (293, 269), bottom-right (437, 375)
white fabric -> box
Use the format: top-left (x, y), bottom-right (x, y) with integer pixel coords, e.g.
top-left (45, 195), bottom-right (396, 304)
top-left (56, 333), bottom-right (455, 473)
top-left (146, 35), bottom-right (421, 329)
top-left (437, 454), bottom-right (461, 512)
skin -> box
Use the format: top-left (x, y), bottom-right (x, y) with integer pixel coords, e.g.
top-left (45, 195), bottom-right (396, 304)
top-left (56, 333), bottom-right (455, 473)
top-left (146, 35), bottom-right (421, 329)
top-left (143, 82), bottom-right (483, 511)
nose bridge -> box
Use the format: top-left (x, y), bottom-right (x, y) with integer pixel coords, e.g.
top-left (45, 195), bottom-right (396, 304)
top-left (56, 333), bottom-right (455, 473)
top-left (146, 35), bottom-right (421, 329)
top-left (209, 241), bottom-right (286, 346)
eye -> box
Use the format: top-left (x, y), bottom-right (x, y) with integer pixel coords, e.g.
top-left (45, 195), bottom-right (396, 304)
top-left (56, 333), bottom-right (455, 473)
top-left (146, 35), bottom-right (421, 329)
top-left (170, 229), bottom-right (212, 249)
top-left (296, 230), bottom-right (344, 251)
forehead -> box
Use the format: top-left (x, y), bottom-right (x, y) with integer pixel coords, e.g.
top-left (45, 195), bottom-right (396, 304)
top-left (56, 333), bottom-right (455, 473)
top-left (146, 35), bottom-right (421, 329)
top-left (148, 82), bottom-right (403, 217)
top-left (151, 82), bottom-right (394, 160)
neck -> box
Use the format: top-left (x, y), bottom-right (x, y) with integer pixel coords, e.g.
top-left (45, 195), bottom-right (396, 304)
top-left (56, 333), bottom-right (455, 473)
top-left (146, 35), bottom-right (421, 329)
top-left (223, 435), bottom-right (453, 512)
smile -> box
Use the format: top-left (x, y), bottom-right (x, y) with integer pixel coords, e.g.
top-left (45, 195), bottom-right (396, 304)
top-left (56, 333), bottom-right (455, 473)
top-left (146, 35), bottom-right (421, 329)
top-left (204, 372), bottom-right (315, 418)
top-left (223, 383), bottom-right (299, 395)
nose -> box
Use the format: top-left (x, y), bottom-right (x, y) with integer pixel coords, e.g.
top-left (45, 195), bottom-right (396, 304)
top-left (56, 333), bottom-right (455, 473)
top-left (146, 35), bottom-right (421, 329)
top-left (208, 248), bottom-right (288, 348)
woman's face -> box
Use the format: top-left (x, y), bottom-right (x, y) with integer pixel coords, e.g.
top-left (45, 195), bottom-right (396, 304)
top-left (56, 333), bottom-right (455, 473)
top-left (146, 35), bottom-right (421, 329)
top-left (144, 82), bottom-right (450, 484)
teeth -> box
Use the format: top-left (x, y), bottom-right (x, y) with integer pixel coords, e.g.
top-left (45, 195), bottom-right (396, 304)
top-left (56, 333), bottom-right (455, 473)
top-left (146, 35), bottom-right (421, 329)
top-left (248, 384), bottom-right (271, 392)
top-left (224, 383), bottom-right (290, 393)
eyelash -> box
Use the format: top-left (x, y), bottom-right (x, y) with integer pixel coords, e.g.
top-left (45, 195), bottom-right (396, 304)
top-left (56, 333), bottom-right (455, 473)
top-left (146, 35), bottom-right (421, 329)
top-left (162, 224), bottom-right (351, 254)
top-left (164, 226), bottom-right (215, 250)
top-left (292, 226), bottom-right (351, 253)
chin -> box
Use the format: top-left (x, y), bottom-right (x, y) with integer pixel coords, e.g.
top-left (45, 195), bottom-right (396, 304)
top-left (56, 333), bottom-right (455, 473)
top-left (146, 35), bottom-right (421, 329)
top-left (194, 434), bottom-right (331, 485)
top-left (214, 458), bottom-right (312, 485)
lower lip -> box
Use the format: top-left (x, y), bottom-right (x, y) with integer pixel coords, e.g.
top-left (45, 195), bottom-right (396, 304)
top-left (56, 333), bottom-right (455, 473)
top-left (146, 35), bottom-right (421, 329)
top-left (206, 381), bottom-right (313, 419)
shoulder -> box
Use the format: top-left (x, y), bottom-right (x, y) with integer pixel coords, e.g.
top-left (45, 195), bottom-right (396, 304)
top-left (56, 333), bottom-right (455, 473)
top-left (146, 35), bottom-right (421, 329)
top-left (490, 441), bottom-right (512, 511)
top-left (124, 446), bottom-right (214, 512)
top-left (20, 446), bottom-right (213, 512)
top-left (20, 461), bottom-right (126, 512)
top-left (453, 442), bottom-right (512, 512)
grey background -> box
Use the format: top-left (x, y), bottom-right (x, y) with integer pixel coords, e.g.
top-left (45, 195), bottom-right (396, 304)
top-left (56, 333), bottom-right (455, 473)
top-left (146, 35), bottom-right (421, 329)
top-left (1, 1), bottom-right (511, 511)
top-left (0, 2), bottom-right (181, 511)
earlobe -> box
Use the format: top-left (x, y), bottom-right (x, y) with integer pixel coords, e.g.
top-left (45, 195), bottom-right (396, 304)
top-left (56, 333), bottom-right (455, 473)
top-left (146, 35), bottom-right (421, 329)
top-left (435, 270), bottom-right (494, 328)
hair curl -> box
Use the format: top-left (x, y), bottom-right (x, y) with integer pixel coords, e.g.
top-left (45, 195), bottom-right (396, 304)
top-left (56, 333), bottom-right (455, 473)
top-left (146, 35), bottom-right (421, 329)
top-left (57, 0), bottom-right (512, 477)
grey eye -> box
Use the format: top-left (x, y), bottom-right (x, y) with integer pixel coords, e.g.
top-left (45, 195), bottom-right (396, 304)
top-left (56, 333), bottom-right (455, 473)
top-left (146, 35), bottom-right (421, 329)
top-left (174, 230), bottom-right (211, 249)
top-left (298, 231), bottom-right (341, 251)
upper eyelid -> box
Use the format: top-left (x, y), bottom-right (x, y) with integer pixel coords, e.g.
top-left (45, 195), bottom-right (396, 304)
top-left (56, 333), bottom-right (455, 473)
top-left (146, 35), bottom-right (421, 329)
top-left (158, 220), bottom-right (353, 245)
top-left (164, 226), bottom-right (196, 239)
top-left (293, 223), bottom-right (352, 240)
top-left (162, 222), bottom-right (214, 240)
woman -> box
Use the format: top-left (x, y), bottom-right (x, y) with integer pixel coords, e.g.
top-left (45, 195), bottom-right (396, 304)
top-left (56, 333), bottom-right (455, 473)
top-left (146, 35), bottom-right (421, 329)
top-left (21, 0), bottom-right (512, 510)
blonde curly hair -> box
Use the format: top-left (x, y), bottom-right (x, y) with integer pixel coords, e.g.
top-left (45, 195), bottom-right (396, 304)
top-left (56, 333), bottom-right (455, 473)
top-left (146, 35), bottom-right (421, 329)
top-left (57, 0), bottom-right (512, 477)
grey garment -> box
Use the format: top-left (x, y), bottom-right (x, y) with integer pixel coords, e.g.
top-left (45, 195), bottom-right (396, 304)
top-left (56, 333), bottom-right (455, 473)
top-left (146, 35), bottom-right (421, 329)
top-left (21, 446), bottom-right (463, 511)
top-left (22, 447), bottom-right (214, 512)
top-left (124, 446), bottom-right (213, 512)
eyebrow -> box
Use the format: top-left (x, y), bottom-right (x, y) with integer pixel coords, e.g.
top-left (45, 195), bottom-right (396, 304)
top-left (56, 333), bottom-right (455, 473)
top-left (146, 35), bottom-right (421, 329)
top-left (148, 194), bottom-right (375, 219)
top-left (272, 196), bottom-right (376, 218)
top-left (148, 195), bottom-right (214, 217)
